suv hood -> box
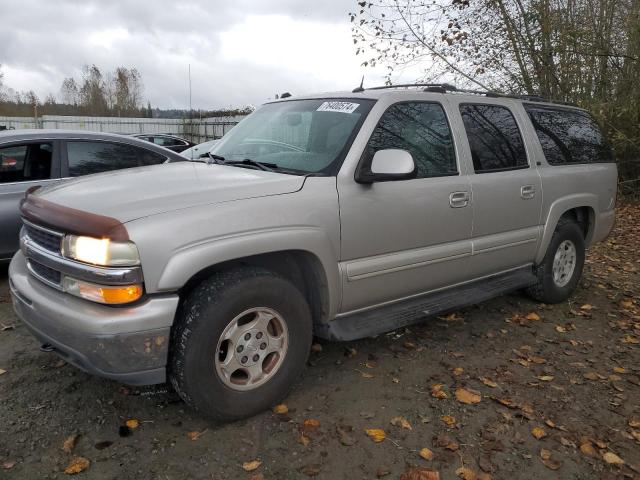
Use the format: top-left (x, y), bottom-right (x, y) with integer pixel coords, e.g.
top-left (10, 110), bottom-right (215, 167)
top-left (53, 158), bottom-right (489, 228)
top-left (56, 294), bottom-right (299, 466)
top-left (37, 162), bottom-right (305, 223)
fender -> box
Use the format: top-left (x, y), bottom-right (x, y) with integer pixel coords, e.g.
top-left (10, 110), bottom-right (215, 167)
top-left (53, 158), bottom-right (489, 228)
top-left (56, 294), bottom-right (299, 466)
top-left (535, 193), bottom-right (597, 264)
top-left (156, 226), bottom-right (341, 319)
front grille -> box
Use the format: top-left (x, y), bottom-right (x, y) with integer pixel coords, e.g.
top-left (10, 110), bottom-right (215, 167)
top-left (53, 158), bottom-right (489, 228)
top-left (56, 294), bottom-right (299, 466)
top-left (24, 223), bottom-right (62, 253)
top-left (29, 260), bottom-right (62, 286)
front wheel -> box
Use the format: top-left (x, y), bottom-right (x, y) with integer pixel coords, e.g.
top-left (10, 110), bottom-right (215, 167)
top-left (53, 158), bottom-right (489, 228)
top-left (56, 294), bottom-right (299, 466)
top-left (526, 218), bottom-right (585, 304)
top-left (169, 267), bottom-right (313, 421)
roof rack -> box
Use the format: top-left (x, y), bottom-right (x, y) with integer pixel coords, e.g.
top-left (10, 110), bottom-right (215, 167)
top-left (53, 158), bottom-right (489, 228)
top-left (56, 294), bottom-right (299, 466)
top-left (351, 82), bottom-right (574, 106)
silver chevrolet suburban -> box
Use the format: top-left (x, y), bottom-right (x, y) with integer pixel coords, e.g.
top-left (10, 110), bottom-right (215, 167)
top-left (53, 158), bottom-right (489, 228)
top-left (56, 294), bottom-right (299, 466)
top-left (9, 85), bottom-right (617, 420)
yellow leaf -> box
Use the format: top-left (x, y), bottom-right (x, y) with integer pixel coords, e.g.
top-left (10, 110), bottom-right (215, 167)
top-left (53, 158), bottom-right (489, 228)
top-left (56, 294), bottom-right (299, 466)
top-left (580, 304), bottom-right (594, 310)
top-left (579, 442), bottom-right (597, 457)
top-left (480, 377), bottom-right (498, 388)
top-left (441, 415), bottom-right (456, 427)
top-left (532, 427), bottom-right (547, 439)
top-left (622, 335), bottom-right (639, 344)
top-left (419, 447), bottom-right (434, 460)
top-left (365, 428), bottom-right (386, 443)
top-left (629, 418), bottom-right (640, 428)
top-left (62, 434), bottom-right (79, 454)
top-left (455, 388), bottom-right (481, 404)
top-left (125, 419), bottom-right (139, 429)
top-left (390, 416), bottom-right (412, 430)
top-left (525, 312), bottom-right (541, 321)
top-left (602, 452), bottom-right (624, 465)
top-left (583, 372), bottom-right (599, 381)
top-left (64, 457), bottom-right (90, 475)
top-left (187, 430), bottom-right (207, 441)
top-left (537, 375), bottom-right (554, 382)
top-left (299, 434), bottom-right (310, 447)
top-left (455, 466), bottom-right (477, 480)
top-left (431, 384), bottom-right (448, 399)
top-left (242, 460), bottom-right (262, 472)
top-left (613, 367), bottom-right (627, 374)
top-left (453, 367), bottom-right (464, 376)
top-left (272, 404), bottom-right (288, 414)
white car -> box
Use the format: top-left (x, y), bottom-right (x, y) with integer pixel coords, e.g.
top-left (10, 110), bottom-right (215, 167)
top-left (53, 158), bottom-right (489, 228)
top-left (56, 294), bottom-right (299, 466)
top-left (180, 139), bottom-right (219, 160)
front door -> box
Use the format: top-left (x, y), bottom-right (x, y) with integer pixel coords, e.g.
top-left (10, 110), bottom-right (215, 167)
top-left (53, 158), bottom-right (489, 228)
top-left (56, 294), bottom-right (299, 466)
top-left (337, 101), bottom-right (473, 313)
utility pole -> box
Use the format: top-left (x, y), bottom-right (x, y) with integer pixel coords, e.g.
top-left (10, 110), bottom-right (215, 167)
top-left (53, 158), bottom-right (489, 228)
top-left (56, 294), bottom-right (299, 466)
top-left (188, 64), bottom-right (192, 119)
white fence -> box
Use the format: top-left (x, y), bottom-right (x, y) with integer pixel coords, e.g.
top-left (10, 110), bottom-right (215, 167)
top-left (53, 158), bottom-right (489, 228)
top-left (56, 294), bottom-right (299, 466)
top-left (0, 115), bottom-right (246, 143)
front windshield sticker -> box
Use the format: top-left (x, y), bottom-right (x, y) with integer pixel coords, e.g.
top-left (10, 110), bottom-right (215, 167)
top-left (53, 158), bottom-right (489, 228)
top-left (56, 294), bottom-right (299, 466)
top-left (317, 101), bottom-right (360, 114)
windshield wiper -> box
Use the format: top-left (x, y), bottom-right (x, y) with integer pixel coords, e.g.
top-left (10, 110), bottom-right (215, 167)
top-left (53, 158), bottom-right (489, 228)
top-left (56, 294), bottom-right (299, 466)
top-left (225, 158), bottom-right (277, 172)
top-left (206, 153), bottom-right (227, 165)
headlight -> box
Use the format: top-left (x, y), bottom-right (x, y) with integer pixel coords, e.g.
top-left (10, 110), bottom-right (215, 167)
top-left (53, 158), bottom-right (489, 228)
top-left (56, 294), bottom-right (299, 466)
top-left (63, 235), bottom-right (140, 266)
top-left (63, 277), bottom-right (143, 304)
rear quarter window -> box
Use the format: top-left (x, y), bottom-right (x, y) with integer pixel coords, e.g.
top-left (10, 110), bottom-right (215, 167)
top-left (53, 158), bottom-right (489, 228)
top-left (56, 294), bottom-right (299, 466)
top-left (524, 105), bottom-right (614, 165)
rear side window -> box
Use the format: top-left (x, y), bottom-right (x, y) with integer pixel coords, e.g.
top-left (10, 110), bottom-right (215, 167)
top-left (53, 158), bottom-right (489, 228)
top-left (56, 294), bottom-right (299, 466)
top-left (153, 136), bottom-right (186, 147)
top-left (365, 102), bottom-right (457, 178)
top-left (459, 104), bottom-right (528, 173)
top-left (0, 143), bottom-right (53, 183)
top-left (524, 106), bottom-right (613, 165)
top-left (67, 141), bottom-right (167, 176)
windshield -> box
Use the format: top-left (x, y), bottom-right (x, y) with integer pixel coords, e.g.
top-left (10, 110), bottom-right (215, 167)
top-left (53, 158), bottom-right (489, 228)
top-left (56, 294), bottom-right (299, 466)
top-left (210, 98), bottom-right (374, 174)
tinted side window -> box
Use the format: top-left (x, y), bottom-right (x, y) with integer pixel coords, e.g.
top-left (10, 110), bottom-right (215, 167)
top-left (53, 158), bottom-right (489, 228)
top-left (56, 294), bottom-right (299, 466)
top-left (365, 102), bottom-right (457, 178)
top-left (153, 136), bottom-right (184, 147)
top-left (459, 104), bottom-right (528, 173)
top-left (67, 141), bottom-right (166, 176)
top-left (524, 106), bottom-right (613, 165)
top-left (0, 143), bottom-right (53, 183)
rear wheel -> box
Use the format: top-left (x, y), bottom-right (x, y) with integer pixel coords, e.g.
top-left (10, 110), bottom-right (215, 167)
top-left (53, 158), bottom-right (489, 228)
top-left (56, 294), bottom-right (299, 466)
top-left (169, 267), bottom-right (313, 421)
top-left (526, 218), bottom-right (585, 303)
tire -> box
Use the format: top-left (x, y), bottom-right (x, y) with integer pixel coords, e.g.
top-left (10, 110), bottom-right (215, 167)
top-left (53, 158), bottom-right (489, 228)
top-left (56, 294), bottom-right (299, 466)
top-left (169, 267), bottom-right (313, 421)
top-left (526, 218), bottom-right (585, 304)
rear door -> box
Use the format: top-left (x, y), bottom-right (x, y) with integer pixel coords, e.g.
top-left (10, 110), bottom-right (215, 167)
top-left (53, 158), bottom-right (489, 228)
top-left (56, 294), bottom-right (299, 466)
top-left (450, 100), bottom-right (543, 276)
top-left (0, 140), bottom-right (61, 258)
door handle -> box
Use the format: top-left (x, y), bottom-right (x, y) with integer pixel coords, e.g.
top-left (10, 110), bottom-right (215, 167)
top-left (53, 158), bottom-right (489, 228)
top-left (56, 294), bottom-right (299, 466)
top-left (521, 185), bottom-right (536, 199)
top-left (449, 191), bottom-right (470, 208)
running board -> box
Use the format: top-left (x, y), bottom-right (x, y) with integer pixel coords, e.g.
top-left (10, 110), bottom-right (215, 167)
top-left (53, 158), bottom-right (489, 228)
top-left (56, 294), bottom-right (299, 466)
top-left (316, 267), bottom-right (537, 341)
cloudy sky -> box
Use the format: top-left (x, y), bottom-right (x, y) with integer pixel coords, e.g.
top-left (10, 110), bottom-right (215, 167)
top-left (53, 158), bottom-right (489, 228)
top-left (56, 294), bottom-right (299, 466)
top-left (0, 0), bottom-right (419, 109)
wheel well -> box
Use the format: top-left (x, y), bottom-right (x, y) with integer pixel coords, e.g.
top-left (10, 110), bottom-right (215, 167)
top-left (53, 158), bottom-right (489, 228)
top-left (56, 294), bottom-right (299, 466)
top-left (178, 250), bottom-right (330, 327)
top-left (559, 206), bottom-right (595, 242)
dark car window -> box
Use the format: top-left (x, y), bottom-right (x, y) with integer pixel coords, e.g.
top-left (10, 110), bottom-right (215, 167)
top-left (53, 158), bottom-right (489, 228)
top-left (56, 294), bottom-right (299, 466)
top-left (0, 143), bottom-right (53, 183)
top-left (67, 141), bottom-right (167, 176)
top-left (460, 104), bottom-right (528, 173)
top-left (524, 105), bottom-right (613, 165)
top-left (364, 102), bottom-right (457, 178)
top-left (153, 136), bottom-right (185, 147)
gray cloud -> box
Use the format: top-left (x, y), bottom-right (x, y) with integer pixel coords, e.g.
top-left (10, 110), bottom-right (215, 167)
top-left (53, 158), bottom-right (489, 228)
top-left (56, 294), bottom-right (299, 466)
top-left (0, 0), bottom-right (384, 109)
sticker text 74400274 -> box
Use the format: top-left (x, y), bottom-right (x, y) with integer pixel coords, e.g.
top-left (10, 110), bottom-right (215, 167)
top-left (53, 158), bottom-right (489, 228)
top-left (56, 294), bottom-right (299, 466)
top-left (316, 102), bottom-right (360, 114)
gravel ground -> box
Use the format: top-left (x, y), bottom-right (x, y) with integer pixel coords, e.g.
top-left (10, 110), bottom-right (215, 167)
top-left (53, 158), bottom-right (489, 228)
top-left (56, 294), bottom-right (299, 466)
top-left (0, 203), bottom-right (638, 480)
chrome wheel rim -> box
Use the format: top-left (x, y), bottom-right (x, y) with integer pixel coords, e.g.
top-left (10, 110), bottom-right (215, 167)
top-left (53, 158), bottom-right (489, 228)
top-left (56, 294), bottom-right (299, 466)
top-left (214, 307), bottom-right (289, 391)
top-left (552, 240), bottom-right (577, 287)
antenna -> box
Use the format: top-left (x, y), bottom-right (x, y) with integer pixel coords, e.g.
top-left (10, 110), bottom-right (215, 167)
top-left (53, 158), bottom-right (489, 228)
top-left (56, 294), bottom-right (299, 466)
top-left (352, 76), bottom-right (365, 93)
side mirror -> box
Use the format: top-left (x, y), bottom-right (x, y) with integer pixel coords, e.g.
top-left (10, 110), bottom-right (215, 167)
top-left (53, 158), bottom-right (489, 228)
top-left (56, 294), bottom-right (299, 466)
top-left (355, 149), bottom-right (417, 184)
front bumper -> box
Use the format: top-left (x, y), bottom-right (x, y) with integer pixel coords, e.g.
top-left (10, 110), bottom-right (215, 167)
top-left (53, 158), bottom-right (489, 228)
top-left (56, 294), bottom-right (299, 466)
top-left (9, 252), bottom-right (179, 385)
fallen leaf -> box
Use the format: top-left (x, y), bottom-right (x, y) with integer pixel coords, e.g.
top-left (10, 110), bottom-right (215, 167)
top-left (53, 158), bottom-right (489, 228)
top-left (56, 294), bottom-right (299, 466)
top-left (433, 433), bottom-right (459, 451)
top-left (545, 419), bottom-right (556, 428)
top-left (272, 404), bottom-right (289, 414)
top-left (404, 341), bottom-right (417, 349)
top-left (579, 442), bottom-right (597, 457)
top-left (62, 434), bottom-right (79, 453)
top-left (0, 368), bottom-right (6, 375)
top-left (526, 312), bottom-right (541, 321)
top-left (453, 367), bottom-right (464, 376)
top-left (431, 384), bottom-right (448, 399)
top-left (242, 460), bottom-right (262, 472)
top-left (299, 434), bottom-right (310, 447)
top-left (365, 429), bottom-right (386, 443)
top-left (376, 466), bottom-right (391, 477)
top-left (392, 377), bottom-right (400, 384)
top-left (456, 467), bottom-right (477, 480)
top-left (187, 430), bottom-right (207, 441)
top-left (613, 367), bottom-right (627, 374)
top-left (345, 347), bottom-right (357, 358)
top-left (580, 304), bottom-right (594, 311)
top-left (441, 415), bottom-right (456, 427)
top-left (64, 457), bottom-right (90, 475)
top-left (302, 418), bottom-right (321, 435)
top-left (311, 343), bottom-right (322, 353)
top-left (539, 449), bottom-right (561, 470)
top-left (419, 447), bottom-right (434, 460)
top-left (629, 418), bottom-right (640, 428)
top-left (622, 335), bottom-right (639, 344)
top-left (455, 388), bottom-right (481, 404)
top-left (250, 474), bottom-right (265, 480)
top-left (537, 375), bottom-right (554, 382)
top-left (532, 427), bottom-right (547, 439)
top-left (390, 416), bottom-right (412, 430)
top-left (540, 449), bottom-right (552, 460)
top-left (555, 325), bottom-right (567, 333)
top-left (300, 464), bottom-right (321, 477)
top-left (602, 452), bottom-right (624, 465)
top-left (400, 468), bottom-right (440, 480)
top-left (583, 372), bottom-right (600, 381)
top-left (480, 377), bottom-right (498, 388)
top-left (125, 419), bottom-right (139, 429)
top-left (2, 461), bottom-right (15, 470)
